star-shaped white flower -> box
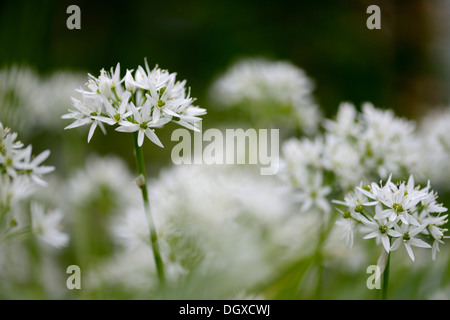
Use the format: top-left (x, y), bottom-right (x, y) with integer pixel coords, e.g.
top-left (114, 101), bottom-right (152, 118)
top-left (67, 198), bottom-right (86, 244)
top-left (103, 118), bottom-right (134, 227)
top-left (116, 101), bottom-right (169, 147)
top-left (390, 223), bottom-right (431, 261)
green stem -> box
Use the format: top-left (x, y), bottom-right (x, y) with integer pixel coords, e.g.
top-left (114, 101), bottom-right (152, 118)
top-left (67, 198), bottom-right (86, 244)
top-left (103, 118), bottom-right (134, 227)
top-left (382, 252), bottom-right (390, 300)
top-left (132, 132), bottom-right (166, 289)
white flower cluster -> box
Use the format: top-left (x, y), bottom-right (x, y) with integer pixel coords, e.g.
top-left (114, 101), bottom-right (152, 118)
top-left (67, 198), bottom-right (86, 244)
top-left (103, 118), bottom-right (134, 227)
top-left (334, 175), bottom-right (448, 262)
top-left (0, 122), bottom-right (67, 249)
top-left (62, 60), bottom-right (206, 147)
top-left (323, 102), bottom-right (419, 187)
top-left (209, 57), bottom-right (321, 134)
top-left (0, 65), bottom-right (86, 134)
top-left (417, 107), bottom-right (450, 191)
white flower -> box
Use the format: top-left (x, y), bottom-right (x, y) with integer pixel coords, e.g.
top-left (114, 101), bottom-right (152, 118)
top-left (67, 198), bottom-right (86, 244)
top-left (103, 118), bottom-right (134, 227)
top-left (335, 217), bottom-right (357, 248)
top-left (31, 203), bottom-right (69, 249)
top-left (0, 65), bottom-right (87, 134)
top-left (209, 57), bottom-right (321, 134)
top-left (15, 148), bottom-right (54, 187)
top-left (324, 102), bottom-right (420, 184)
top-left (334, 175), bottom-right (448, 262)
top-left (360, 206), bottom-right (400, 252)
top-left (294, 171), bottom-right (331, 214)
top-left (0, 122), bottom-right (54, 188)
top-left (417, 107), bottom-right (450, 191)
top-left (62, 93), bottom-right (107, 142)
top-left (112, 207), bottom-right (149, 249)
top-left (390, 223), bottom-right (430, 261)
top-left (87, 62), bottom-right (123, 98)
top-left (116, 101), bottom-right (168, 147)
top-left (92, 91), bottom-right (133, 125)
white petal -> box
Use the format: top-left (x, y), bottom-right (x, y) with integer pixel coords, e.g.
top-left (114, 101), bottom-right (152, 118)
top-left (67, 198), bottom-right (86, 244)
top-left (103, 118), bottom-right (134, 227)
top-left (409, 238), bottom-right (431, 249)
top-left (144, 128), bottom-right (164, 148)
top-left (138, 130), bottom-right (145, 147)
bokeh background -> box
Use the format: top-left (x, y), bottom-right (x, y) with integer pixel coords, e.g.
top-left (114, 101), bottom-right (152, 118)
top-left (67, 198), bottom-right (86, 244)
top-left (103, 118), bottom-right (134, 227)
top-left (1, 0), bottom-right (450, 300)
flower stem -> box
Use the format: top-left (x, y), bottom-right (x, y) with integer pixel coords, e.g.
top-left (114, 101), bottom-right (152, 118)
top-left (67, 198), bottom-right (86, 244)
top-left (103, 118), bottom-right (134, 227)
top-left (132, 132), bottom-right (166, 288)
top-left (382, 252), bottom-right (390, 300)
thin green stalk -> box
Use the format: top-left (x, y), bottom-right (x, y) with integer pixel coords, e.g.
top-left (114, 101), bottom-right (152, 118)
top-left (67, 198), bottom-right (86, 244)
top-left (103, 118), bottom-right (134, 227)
top-left (132, 132), bottom-right (166, 288)
top-left (382, 252), bottom-right (390, 300)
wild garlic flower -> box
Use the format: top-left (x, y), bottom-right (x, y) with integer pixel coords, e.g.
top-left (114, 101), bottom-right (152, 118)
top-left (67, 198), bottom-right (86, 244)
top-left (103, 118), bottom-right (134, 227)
top-left (209, 57), bottom-right (321, 134)
top-left (323, 102), bottom-right (420, 187)
top-left (334, 175), bottom-right (448, 262)
top-left (0, 65), bottom-right (86, 134)
top-left (62, 60), bottom-right (206, 147)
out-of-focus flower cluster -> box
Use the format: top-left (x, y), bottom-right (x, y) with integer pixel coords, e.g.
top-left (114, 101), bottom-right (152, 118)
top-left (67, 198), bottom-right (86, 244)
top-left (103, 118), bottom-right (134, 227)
top-left (334, 175), bottom-right (448, 265)
top-left (62, 60), bottom-right (206, 147)
top-left (209, 58), bottom-right (321, 134)
top-left (0, 65), bottom-right (86, 135)
top-left (1, 57), bottom-right (450, 299)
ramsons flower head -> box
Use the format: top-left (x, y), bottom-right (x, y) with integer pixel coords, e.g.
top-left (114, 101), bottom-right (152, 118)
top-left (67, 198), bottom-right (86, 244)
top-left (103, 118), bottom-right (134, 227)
top-left (62, 59), bottom-right (206, 147)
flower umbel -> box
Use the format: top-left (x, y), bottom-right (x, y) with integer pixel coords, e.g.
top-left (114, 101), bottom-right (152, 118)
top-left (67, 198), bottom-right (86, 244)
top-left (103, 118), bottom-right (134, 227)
top-left (62, 59), bottom-right (206, 147)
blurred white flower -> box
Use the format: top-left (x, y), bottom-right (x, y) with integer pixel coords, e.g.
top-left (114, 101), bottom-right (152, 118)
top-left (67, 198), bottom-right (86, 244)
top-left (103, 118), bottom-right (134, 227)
top-left (31, 202), bottom-right (69, 249)
top-left (417, 107), bottom-right (450, 192)
top-left (324, 102), bottom-right (420, 186)
top-left (63, 154), bottom-right (139, 215)
top-left (334, 175), bottom-right (448, 263)
top-left (209, 57), bottom-right (321, 134)
top-left (390, 223), bottom-right (430, 262)
top-left (112, 207), bottom-right (149, 249)
top-left (0, 65), bottom-right (86, 134)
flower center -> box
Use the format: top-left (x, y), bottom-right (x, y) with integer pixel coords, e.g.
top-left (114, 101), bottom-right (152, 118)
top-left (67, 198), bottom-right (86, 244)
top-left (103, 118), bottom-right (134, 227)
top-left (355, 204), bottom-right (364, 213)
top-left (343, 210), bottom-right (351, 219)
top-left (402, 232), bottom-right (410, 241)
